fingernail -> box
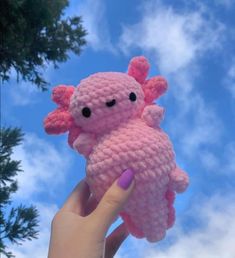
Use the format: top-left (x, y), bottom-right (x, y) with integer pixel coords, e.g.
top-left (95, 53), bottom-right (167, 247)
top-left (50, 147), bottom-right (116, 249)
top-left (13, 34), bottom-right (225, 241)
top-left (117, 169), bottom-right (134, 190)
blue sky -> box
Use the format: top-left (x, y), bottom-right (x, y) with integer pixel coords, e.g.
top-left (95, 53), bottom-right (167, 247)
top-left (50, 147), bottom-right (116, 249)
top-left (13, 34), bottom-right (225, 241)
top-left (2, 0), bottom-right (235, 257)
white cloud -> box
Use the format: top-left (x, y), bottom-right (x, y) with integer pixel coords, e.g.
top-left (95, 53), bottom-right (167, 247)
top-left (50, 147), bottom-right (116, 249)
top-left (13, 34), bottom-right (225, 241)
top-left (214, 0), bottom-right (235, 8)
top-left (117, 193), bottom-right (235, 258)
top-left (67, 0), bottom-right (115, 53)
top-left (174, 94), bottom-right (223, 158)
top-left (119, 1), bottom-right (224, 74)
top-left (3, 68), bottom-right (41, 106)
top-left (225, 143), bottom-right (235, 173)
top-left (200, 150), bottom-right (220, 171)
top-left (200, 142), bottom-right (235, 174)
top-left (5, 64), bottom-right (54, 107)
top-left (9, 80), bottom-right (40, 106)
top-left (224, 61), bottom-right (235, 98)
top-left (12, 133), bottom-right (73, 199)
top-left (6, 202), bottom-right (58, 258)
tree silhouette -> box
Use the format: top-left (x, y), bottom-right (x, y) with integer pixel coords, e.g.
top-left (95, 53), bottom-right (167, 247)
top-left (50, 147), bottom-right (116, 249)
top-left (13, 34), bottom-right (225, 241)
top-left (0, 0), bottom-right (87, 90)
top-left (0, 127), bottom-right (39, 258)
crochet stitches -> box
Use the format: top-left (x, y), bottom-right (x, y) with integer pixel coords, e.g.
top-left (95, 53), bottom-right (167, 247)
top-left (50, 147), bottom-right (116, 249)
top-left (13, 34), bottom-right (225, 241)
top-left (44, 56), bottom-right (189, 242)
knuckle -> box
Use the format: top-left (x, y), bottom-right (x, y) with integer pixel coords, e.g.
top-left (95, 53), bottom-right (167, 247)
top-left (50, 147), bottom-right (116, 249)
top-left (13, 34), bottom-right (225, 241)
top-left (51, 211), bottom-right (62, 227)
top-left (104, 194), bottom-right (122, 209)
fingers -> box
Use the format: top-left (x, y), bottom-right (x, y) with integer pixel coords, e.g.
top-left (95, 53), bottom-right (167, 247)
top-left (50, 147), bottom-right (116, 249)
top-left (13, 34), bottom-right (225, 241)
top-left (89, 169), bottom-right (135, 237)
top-left (105, 223), bottom-right (129, 258)
top-left (61, 179), bottom-right (90, 215)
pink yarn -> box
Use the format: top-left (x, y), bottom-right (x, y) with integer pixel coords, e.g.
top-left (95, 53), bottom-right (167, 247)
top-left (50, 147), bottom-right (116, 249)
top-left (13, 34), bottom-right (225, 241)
top-left (44, 56), bottom-right (189, 242)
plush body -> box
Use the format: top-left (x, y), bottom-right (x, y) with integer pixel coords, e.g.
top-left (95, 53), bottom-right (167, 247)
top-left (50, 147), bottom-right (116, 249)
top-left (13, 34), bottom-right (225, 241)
top-left (44, 56), bottom-right (189, 242)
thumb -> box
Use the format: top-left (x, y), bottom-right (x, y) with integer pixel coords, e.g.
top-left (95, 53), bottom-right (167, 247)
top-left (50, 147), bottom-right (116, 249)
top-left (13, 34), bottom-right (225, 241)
top-left (88, 169), bottom-right (135, 237)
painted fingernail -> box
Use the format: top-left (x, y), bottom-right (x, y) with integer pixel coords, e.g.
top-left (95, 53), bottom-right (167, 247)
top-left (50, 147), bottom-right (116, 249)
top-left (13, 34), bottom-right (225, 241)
top-left (117, 169), bottom-right (134, 190)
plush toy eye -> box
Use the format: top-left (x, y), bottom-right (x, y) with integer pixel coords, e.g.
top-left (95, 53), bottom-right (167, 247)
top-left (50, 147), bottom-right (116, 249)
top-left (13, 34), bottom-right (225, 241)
top-left (81, 107), bottom-right (91, 118)
top-left (129, 92), bottom-right (137, 102)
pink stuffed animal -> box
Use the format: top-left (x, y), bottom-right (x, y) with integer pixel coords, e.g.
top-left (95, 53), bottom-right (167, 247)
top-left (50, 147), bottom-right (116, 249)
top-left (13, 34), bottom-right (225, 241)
top-left (44, 56), bottom-right (189, 242)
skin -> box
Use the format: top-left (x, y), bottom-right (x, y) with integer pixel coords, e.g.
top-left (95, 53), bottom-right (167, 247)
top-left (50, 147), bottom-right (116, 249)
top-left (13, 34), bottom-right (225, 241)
top-left (48, 177), bottom-right (135, 258)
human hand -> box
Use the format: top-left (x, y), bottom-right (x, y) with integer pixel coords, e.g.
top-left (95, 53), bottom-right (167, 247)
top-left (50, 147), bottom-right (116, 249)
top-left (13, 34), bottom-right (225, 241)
top-left (48, 169), bottom-right (135, 258)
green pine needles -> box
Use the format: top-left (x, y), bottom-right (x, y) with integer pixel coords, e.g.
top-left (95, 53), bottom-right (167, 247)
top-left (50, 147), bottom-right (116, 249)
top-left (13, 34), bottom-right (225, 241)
top-left (0, 127), bottom-right (39, 258)
top-left (0, 0), bottom-right (87, 90)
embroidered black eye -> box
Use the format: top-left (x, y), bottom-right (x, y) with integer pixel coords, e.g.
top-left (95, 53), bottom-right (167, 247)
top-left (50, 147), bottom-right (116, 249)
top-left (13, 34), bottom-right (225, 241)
top-left (81, 107), bottom-right (91, 118)
top-left (129, 92), bottom-right (137, 102)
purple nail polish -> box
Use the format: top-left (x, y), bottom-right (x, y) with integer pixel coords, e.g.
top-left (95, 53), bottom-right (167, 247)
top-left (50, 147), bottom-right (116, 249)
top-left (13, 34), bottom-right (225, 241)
top-left (117, 169), bottom-right (134, 190)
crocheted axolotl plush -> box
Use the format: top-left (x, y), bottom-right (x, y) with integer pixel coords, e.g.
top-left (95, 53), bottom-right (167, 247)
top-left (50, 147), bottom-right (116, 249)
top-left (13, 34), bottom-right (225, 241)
top-left (44, 56), bottom-right (189, 242)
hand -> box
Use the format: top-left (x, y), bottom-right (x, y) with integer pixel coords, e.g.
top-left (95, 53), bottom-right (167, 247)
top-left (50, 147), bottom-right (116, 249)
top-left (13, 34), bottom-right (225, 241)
top-left (48, 169), bottom-right (135, 258)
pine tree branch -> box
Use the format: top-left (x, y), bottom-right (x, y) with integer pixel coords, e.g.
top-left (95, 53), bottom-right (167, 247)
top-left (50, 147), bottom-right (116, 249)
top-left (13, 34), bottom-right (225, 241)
top-left (0, 0), bottom-right (87, 89)
top-left (0, 127), bottom-right (39, 257)
top-left (4, 205), bottom-right (39, 244)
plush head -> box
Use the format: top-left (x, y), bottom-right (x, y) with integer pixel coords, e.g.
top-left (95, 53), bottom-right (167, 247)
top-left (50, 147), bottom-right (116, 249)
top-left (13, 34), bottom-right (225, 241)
top-left (44, 56), bottom-right (168, 146)
top-left (69, 72), bottom-right (145, 134)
